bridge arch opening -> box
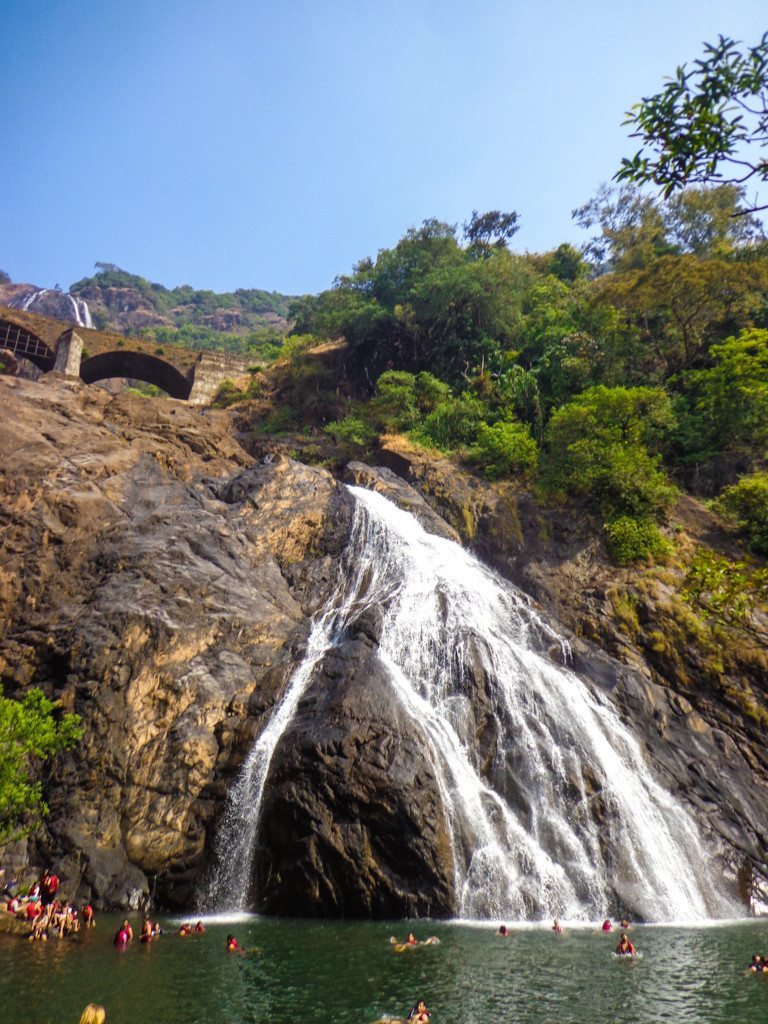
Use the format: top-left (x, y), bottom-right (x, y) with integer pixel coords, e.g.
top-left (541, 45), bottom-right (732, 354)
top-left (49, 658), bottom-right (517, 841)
top-left (80, 351), bottom-right (192, 399)
top-left (0, 318), bottom-right (55, 371)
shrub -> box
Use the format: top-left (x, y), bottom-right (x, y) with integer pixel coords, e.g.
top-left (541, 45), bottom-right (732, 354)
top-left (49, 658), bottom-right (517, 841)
top-left (604, 516), bottom-right (672, 564)
top-left (544, 385), bottom-right (676, 522)
top-left (414, 393), bottom-right (489, 450)
top-left (323, 415), bottom-right (377, 449)
top-left (469, 420), bottom-right (538, 479)
top-left (256, 406), bottom-right (299, 434)
top-left (414, 371), bottom-right (451, 413)
top-left (374, 370), bottom-right (419, 431)
top-left (714, 472), bottom-right (768, 554)
top-left (211, 377), bottom-right (260, 409)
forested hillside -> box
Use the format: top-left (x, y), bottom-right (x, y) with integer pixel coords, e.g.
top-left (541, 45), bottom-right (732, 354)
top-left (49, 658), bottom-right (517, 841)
top-left (228, 189), bottom-right (767, 572)
top-left (69, 263), bottom-right (295, 362)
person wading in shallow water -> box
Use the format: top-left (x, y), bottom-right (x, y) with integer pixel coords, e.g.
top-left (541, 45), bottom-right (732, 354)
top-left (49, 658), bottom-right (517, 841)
top-left (615, 933), bottom-right (637, 956)
top-left (407, 999), bottom-right (430, 1022)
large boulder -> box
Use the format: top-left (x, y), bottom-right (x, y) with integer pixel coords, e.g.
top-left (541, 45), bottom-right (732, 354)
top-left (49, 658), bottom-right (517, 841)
top-left (255, 631), bottom-right (456, 918)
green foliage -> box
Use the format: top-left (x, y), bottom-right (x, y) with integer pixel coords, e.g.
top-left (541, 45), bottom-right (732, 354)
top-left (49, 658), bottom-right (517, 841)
top-left (544, 244), bottom-right (590, 283)
top-left (462, 209), bottom-right (520, 253)
top-left (604, 516), bottom-right (672, 564)
top-left (281, 333), bottom-right (320, 361)
top-left (618, 33), bottom-right (768, 214)
top-left (544, 386), bottom-right (676, 560)
top-left (70, 265), bottom-right (292, 356)
top-left (0, 686), bottom-right (81, 846)
top-left (683, 548), bottom-right (768, 646)
top-left (291, 217), bottom-right (535, 386)
top-left (126, 381), bottom-right (163, 399)
top-left (323, 415), bottom-right (377, 450)
top-left (469, 420), bottom-right (538, 479)
top-left (414, 393), bottom-right (489, 451)
top-left (373, 370), bottom-right (419, 430)
top-left (593, 254), bottom-right (768, 375)
top-left (714, 472), bottom-right (768, 554)
top-left (573, 183), bottom-right (671, 271)
top-left (255, 406), bottom-right (299, 435)
top-left (683, 329), bottom-right (768, 454)
top-left (211, 376), bottom-right (261, 409)
top-left (574, 183), bottom-right (763, 272)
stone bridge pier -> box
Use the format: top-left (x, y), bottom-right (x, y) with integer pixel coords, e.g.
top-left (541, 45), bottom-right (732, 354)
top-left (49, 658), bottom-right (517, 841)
top-left (50, 331), bottom-right (251, 403)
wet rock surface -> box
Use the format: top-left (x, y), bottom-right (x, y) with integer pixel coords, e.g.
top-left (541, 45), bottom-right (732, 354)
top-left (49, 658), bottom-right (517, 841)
top-left (256, 636), bottom-right (456, 918)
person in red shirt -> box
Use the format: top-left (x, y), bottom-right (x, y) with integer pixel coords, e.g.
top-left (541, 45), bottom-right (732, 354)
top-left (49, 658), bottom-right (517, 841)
top-left (39, 868), bottom-right (60, 908)
top-left (601, 918), bottom-right (613, 932)
top-left (615, 933), bottom-right (637, 956)
top-left (26, 901), bottom-right (41, 920)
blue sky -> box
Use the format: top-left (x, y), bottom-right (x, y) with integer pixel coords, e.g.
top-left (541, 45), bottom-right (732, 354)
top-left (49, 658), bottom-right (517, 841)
top-left (3, 1), bottom-right (767, 295)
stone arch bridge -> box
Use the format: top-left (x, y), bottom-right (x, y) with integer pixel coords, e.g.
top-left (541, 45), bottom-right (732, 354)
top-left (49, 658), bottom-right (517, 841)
top-left (0, 307), bottom-right (252, 404)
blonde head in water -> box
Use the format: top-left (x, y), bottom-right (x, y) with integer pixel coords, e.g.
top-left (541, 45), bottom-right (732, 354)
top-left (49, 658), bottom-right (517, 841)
top-left (79, 1006), bottom-right (106, 1024)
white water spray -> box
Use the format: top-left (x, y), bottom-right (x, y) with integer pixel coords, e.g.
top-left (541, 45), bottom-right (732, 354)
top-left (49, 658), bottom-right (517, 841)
top-left (203, 486), bottom-right (737, 921)
top-left (15, 288), bottom-right (93, 328)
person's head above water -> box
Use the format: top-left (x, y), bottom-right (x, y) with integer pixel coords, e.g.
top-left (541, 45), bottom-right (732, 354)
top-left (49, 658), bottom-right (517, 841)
top-left (79, 1005), bottom-right (106, 1024)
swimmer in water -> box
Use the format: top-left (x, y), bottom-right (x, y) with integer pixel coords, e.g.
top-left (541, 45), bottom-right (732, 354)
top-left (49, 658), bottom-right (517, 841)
top-left (140, 918), bottom-right (153, 943)
top-left (601, 918), bottom-right (613, 932)
top-left (496, 924), bottom-right (509, 937)
top-left (178, 923), bottom-right (191, 937)
top-left (620, 918), bottom-right (631, 929)
top-left (227, 934), bottom-right (241, 952)
top-left (194, 920), bottom-right (206, 934)
top-left (407, 999), bottom-right (430, 1022)
top-left (615, 933), bottom-right (637, 956)
top-left (552, 919), bottom-right (563, 933)
top-left (79, 1005), bottom-right (106, 1024)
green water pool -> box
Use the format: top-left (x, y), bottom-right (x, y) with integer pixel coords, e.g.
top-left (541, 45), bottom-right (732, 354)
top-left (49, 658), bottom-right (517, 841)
top-left (1, 914), bottom-right (767, 1023)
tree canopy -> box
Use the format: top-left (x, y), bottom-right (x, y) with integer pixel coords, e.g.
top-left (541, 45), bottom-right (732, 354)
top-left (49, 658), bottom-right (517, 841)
top-left (617, 33), bottom-right (768, 213)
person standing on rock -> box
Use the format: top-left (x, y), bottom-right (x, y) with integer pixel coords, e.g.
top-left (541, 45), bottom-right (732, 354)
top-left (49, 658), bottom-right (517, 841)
top-left (39, 867), bottom-right (60, 909)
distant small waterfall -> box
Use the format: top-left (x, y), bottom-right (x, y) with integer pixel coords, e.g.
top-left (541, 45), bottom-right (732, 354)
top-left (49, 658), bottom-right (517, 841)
top-left (13, 288), bottom-right (93, 329)
top-left (202, 485), bottom-right (737, 921)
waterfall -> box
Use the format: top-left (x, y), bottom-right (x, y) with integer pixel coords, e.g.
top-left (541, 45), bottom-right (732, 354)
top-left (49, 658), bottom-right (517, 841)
top-left (14, 288), bottom-right (93, 329)
top-left (202, 485), bottom-right (737, 921)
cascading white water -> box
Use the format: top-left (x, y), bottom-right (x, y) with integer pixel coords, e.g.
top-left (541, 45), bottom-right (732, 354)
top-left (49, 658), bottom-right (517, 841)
top-left (15, 288), bottom-right (93, 328)
top-left (203, 485), bottom-right (737, 921)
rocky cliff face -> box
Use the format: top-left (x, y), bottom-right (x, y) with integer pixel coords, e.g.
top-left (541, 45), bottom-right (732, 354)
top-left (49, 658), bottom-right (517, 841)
top-left (0, 377), bottom-right (347, 906)
top-left (0, 377), bottom-right (766, 914)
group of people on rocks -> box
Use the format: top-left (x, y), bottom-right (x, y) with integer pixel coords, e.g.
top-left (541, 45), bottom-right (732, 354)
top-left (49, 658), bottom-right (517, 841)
top-left (3, 867), bottom-right (97, 942)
